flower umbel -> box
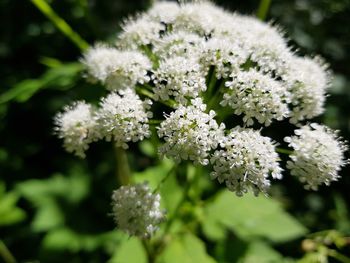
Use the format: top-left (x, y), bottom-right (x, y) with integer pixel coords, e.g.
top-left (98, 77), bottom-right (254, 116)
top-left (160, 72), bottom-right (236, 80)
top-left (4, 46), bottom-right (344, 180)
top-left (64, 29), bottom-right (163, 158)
top-left (55, 0), bottom-right (347, 197)
top-left (111, 183), bottom-right (164, 238)
top-left (286, 57), bottom-right (331, 123)
top-left (222, 69), bottom-right (290, 126)
top-left (285, 123), bottom-right (348, 190)
top-left (96, 88), bottom-right (152, 149)
top-left (82, 45), bottom-right (152, 90)
top-left (211, 128), bottom-right (283, 196)
top-left (153, 56), bottom-right (206, 104)
top-left (158, 98), bottom-right (225, 165)
top-left (54, 101), bottom-right (97, 158)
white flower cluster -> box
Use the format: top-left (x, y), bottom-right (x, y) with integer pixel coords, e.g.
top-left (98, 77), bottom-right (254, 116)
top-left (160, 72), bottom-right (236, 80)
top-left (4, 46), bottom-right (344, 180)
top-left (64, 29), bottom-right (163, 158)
top-left (158, 99), bottom-right (225, 165)
top-left (85, 1), bottom-right (332, 125)
top-left (55, 1), bottom-right (347, 197)
top-left (199, 37), bottom-right (247, 79)
top-left (222, 69), bottom-right (290, 126)
top-left (118, 16), bottom-right (165, 49)
top-left (171, 1), bottom-right (232, 36)
top-left (285, 124), bottom-right (348, 190)
top-left (287, 57), bottom-right (331, 123)
top-left (55, 89), bottom-right (152, 157)
top-left (153, 31), bottom-right (203, 58)
top-left (153, 57), bottom-right (206, 104)
top-left (237, 16), bottom-right (293, 78)
top-left (96, 89), bottom-right (152, 149)
top-left (111, 183), bottom-right (164, 238)
top-left (147, 1), bottom-right (180, 24)
top-left (211, 128), bottom-right (282, 196)
top-left (82, 45), bottom-right (151, 90)
top-left (54, 101), bottom-right (97, 158)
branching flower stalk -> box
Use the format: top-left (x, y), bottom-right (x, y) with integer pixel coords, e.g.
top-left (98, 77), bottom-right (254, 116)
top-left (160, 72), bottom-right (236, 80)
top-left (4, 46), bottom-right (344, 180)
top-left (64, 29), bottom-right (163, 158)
top-left (114, 146), bottom-right (131, 185)
top-left (53, 0), bottom-right (348, 256)
top-left (0, 240), bottom-right (16, 263)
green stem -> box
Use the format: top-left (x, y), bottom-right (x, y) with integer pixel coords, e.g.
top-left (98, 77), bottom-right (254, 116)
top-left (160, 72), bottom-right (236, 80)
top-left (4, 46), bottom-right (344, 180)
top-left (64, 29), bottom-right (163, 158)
top-left (206, 79), bottom-right (225, 112)
top-left (276, 147), bottom-right (293, 155)
top-left (153, 165), bottom-right (176, 194)
top-left (328, 249), bottom-right (350, 263)
top-left (142, 240), bottom-right (155, 263)
top-left (141, 45), bottom-right (159, 69)
top-left (206, 66), bottom-right (217, 98)
top-left (31, 0), bottom-right (89, 51)
top-left (143, 83), bottom-right (155, 92)
top-left (162, 163), bottom-right (198, 235)
top-left (152, 163), bottom-right (201, 259)
top-left (256, 0), bottom-right (272, 21)
top-left (135, 86), bottom-right (176, 108)
top-left (0, 240), bottom-right (16, 263)
top-left (149, 119), bottom-right (163, 125)
top-left (136, 86), bottom-right (156, 100)
top-left (114, 146), bottom-right (131, 185)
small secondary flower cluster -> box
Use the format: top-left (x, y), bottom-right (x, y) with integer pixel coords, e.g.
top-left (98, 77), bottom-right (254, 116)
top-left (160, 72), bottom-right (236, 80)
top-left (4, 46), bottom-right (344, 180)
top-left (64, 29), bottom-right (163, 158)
top-left (158, 98), bottom-right (225, 165)
top-left (55, 89), bottom-right (152, 157)
top-left (54, 1), bottom-right (348, 238)
top-left (285, 124), bottom-right (348, 191)
top-left (111, 183), bottom-right (164, 238)
top-left (211, 128), bottom-right (283, 196)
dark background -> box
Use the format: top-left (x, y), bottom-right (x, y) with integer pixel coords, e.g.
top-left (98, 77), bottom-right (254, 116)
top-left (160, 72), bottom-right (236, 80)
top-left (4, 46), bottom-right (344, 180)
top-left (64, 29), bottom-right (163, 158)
top-left (0, 0), bottom-right (349, 262)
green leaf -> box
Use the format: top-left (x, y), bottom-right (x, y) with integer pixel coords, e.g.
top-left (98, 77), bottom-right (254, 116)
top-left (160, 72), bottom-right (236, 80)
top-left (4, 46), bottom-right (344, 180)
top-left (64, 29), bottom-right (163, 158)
top-left (43, 227), bottom-right (81, 252)
top-left (109, 237), bottom-right (147, 263)
top-left (31, 0), bottom-right (89, 51)
top-left (238, 241), bottom-right (284, 263)
top-left (16, 166), bottom-right (89, 231)
top-left (0, 183), bottom-right (26, 226)
top-left (333, 193), bottom-right (350, 233)
top-left (139, 140), bottom-right (157, 158)
top-left (133, 159), bottom-right (183, 215)
top-left (42, 227), bottom-right (124, 253)
top-left (201, 216), bottom-right (226, 241)
top-left (159, 174), bottom-right (183, 216)
top-left (31, 199), bottom-right (65, 231)
top-left (133, 159), bottom-right (174, 188)
top-left (17, 167), bottom-right (89, 205)
top-left (156, 232), bottom-right (216, 263)
top-left (0, 62), bottom-right (82, 104)
top-left (203, 191), bottom-right (307, 243)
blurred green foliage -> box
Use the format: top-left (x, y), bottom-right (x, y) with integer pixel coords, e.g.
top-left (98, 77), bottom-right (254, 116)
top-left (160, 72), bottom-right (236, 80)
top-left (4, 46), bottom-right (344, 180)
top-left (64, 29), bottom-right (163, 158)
top-left (0, 0), bottom-right (350, 262)
top-left (0, 183), bottom-right (26, 227)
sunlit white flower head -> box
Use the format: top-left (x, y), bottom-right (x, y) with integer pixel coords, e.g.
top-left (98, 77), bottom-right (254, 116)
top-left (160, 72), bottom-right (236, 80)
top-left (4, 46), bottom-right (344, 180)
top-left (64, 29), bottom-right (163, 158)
top-left (209, 12), bottom-right (245, 38)
top-left (158, 98), bottom-right (225, 165)
top-left (152, 31), bottom-right (204, 58)
top-left (210, 128), bottom-right (282, 196)
top-left (153, 56), bottom-right (206, 104)
top-left (96, 89), bottom-right (152, 149)
top-left (111, 183), bottom-right (164, 238)
top-left (118, 15), bottom-right (165, 49)
top-left (55, 0), bottom-right (346, 196)
top-left (82, 45), bottom-right (152, 90)
top-left (147, 1), bottom-right (180, 24)
top-left (222, 69), bottom-right (290, 126)
top-left (236, 16), bottom-right (293, 79)
top-left (54, 101), bottom-right (97, 158)
top-left (286, 56), bottom-right (331, 123)
top-left (200, 36), bottom-right (248, 79)
top-left (284, 123), bottom-right (348, 190)
top-left (173, 1), bottom-right (230, 36)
